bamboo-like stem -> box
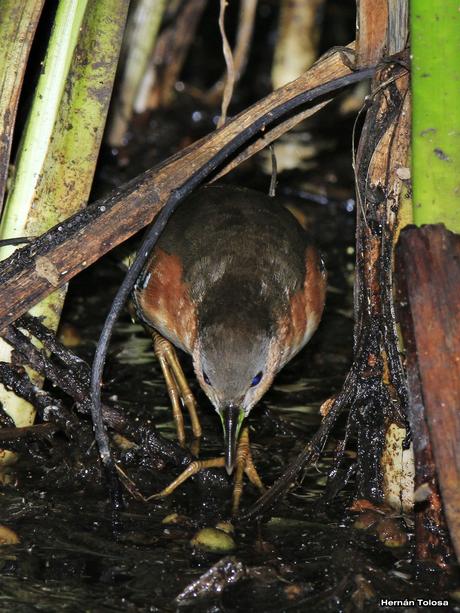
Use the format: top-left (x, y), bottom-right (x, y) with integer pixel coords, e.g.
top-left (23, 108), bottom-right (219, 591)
top-left (272, 0), bottom-right (325, 89)
top-left (411, 0), bottom-right (460, 232)
top-left (22, 0), bottom-right (129, 239)
top-left (0, 0), bottom-right (128, 430)
top-left (0, 0), bottom-right (89, 429)
top-left (145, 0), bottom-right (206, 110)
top-left (108, 0), bottom-right (167, 146)
top-left (0, 0), bottom-right (45, 211)
top-left (0, 0), bottom-right (88, 258)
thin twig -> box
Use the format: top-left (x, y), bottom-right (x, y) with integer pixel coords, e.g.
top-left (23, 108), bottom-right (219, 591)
top-left (217, 0), bottom-right (236, 128)
top-left (268, 144), bottom-right (277, 197)
top-left (0, 362), bottom-right (78, 434)
top-left (0, 423), bottom-right (57, 442)
top-left (206, 0), bottom-right (258, 104)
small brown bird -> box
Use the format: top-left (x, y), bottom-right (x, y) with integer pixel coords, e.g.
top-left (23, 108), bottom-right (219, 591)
top-left (132, 184), bottom-right (326, 500)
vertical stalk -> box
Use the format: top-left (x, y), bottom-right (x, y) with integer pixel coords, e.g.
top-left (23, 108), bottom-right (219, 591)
top-left (108, 0), bottom-right (167, 146)
top-left (0, 0), bottom-right (45, 209)
top-left (272, 0), bottom-right (325, 89)
top-left (0, 0), bottom-right (89, 257)
top-left (411, 0), bottom-right (460, 232)
top-left (0, 0), bottom-right (89, 429)
top-left (0, 0), bottom-right (128, 430)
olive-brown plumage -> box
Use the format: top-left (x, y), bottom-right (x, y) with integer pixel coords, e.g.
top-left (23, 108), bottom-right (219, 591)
top-left (133, 185), bottom-right (326, 471)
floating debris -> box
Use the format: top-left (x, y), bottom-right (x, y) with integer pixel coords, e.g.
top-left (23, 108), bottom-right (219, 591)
top-left (0, 525), bottom-right (20, 545)
top-left (190, 527), bottom-right (236, 553)
top-left (175, 556), bottom-right (245, 604)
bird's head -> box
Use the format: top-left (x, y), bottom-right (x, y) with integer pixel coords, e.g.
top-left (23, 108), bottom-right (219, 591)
top-left (192, 310), bottom-right (281, 474)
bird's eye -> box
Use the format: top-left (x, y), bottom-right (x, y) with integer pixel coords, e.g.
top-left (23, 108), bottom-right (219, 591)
top-left (203, 370), bottom-right (211, 386)
top-left (251, 371), bottom-right (263, 387)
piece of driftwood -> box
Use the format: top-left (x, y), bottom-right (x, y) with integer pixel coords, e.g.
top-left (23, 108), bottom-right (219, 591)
top-left (0, 315), bottom-right (148, 434)
top-left (0, 354), bottom-right (193, 472)
top-left (0, 362), bottom-right (79, 435)
top-left (396, 249), bottom-right (452, 568)
top-left (0, 45), bottom-right (372, 334)
top-left (0, 422), bottom-right (57, 442)
top-left (396, 224), bottom-right (460, 564)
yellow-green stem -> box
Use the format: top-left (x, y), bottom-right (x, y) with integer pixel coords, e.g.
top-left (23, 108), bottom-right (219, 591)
top-left (0, 0), bottom-right (45, 209)
top-left (0, 0), bottom-right (128, 430)
top-left (411, 0), bottom-right (460, 231)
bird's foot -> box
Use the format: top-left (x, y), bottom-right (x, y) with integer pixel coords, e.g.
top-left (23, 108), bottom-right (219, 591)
top-left (115, 459), bottom-right (225, 503)
top-left (231, 427), bottom-right (265, 516)
top-left (152, 331), bottom-right (201, 445)
top-left (116, 427), bottom-right (265, 515)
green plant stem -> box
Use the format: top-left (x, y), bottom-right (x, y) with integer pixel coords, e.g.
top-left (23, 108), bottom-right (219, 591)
top-left (0, 0), bottom-right (45, 210)
top-left (0, 0), bottom-right (89, 257)
top-left (411, 0), bottom-right (460, 232)
top-left (0, 0), bottom-right (89, 429)
top-left (0, 0), bottom-right (128, 429)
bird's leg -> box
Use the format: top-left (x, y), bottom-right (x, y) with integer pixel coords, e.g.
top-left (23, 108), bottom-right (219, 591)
top-left (115, 462), bottom-right (227, 503)
top-left (115, 458), bottom-right (226, 503)
top-left (151, 331), bottom-right (202, 445)
top-left (118, 426), bottom-right (265, 514)
top-left (232, 426), bottom-right (265, 516)
top-left (144, 457), bottom-right (226, 501)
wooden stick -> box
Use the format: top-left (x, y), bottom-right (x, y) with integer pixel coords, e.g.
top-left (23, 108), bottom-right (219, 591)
top-left (0, 423), bottom-right (57, 442)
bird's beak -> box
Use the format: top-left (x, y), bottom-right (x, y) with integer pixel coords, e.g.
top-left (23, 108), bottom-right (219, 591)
top-left (220, 405), bottom-right (245, 475)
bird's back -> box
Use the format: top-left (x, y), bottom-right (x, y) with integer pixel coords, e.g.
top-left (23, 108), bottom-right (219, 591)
top-left (133, 185), bottom-right (323, 358)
